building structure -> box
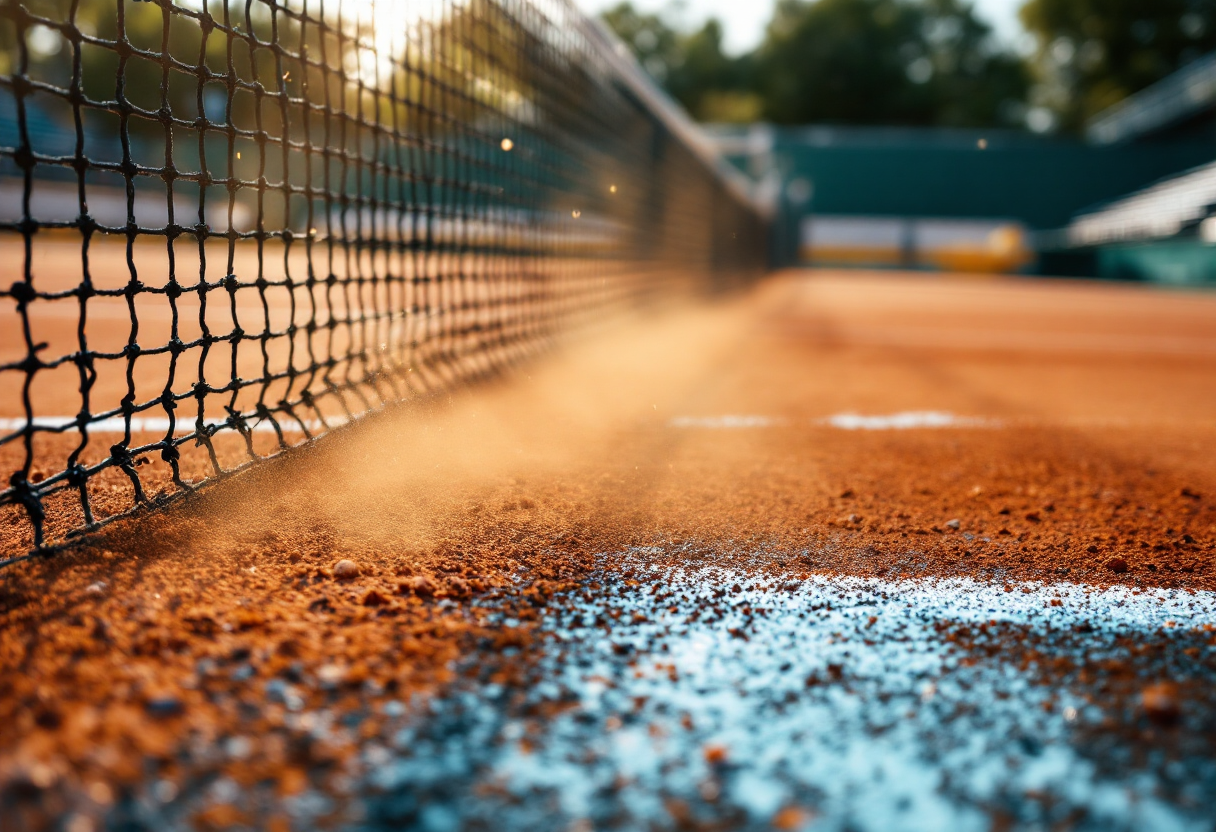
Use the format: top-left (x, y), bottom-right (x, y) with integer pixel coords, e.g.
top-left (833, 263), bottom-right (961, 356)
top-left (710, 58), bottom-right (1216, 280)
top-left (1063, 54), bottom-right (1216, 284)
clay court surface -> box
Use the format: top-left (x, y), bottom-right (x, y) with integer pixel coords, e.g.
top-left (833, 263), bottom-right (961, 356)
top-left (3, 269), bottom-right (1216, 830)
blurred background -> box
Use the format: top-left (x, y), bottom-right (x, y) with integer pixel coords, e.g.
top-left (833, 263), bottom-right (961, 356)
top-left (584, 0), bottom-right (1216, 283)
top-left (5, 0), bottom-right (1216, 284)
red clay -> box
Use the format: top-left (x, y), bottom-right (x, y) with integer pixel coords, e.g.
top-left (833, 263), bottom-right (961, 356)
top-left (2, 270), bottom-right (1216, 826)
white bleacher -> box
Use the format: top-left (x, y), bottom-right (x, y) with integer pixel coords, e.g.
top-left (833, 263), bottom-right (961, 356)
top-left (1068, 160), bottom-right (1216, 246)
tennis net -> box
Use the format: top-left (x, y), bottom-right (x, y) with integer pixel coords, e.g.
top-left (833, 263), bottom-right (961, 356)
top-left (0, 0), bottom-right (768, 561)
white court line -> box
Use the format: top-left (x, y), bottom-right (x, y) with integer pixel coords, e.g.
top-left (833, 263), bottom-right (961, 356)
top-left (0, 415), bottom-right (348, 435)
top-left (820, 411), bottom-right (996, 430)
top-left (667, 412), bottom-right (996, 430)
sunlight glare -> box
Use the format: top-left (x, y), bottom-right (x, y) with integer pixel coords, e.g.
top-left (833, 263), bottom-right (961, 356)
top-left (340, 0), bottom-right (441, 82)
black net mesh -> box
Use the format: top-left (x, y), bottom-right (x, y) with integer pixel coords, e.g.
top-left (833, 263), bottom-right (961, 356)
top-left (0, 0), bottom-right (767, 562)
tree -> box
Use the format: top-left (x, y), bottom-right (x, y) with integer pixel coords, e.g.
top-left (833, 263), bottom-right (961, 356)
top-left (667, 20), bottom-right (762, 122)
top-left (600, 3), bottom-right (685, 87)
top-left (1020, 0), bottom-right (1216, 132)
top-left (754, 0), bottom-right (1028, 127)
top-left (600, 4), bottom-right (760, 122)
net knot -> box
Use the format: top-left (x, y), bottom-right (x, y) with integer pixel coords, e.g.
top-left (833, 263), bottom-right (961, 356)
top-left (109, 444), bottom-right (135, 467)
top-left (66, 464), bottom-right (89, 488)
top-left (8, 74), bottom-right (33, 100)
top-left (16, 349), bottom-right (45, 375)
top-left (7, 474), bottom-right (45, 525)
top-left (226, 410), bottom-right (250, 435)
top-left (9, 280), bottom-right (37, 307)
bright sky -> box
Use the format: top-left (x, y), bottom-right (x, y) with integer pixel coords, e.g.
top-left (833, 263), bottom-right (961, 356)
top-left (574, 0), bottom-right (1029, 56)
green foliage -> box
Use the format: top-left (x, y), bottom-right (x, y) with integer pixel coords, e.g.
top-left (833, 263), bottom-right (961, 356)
top-left (759, 0), bottom-right (930, 124)
top-left (1020, 0), bottom-right (1216, 131)
top-left (601, 4), bottom-right (756, 122)
top-left (603, 0), bottom-right (1028, 128)
top-left (601, 3), bottom-right (683, 85)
